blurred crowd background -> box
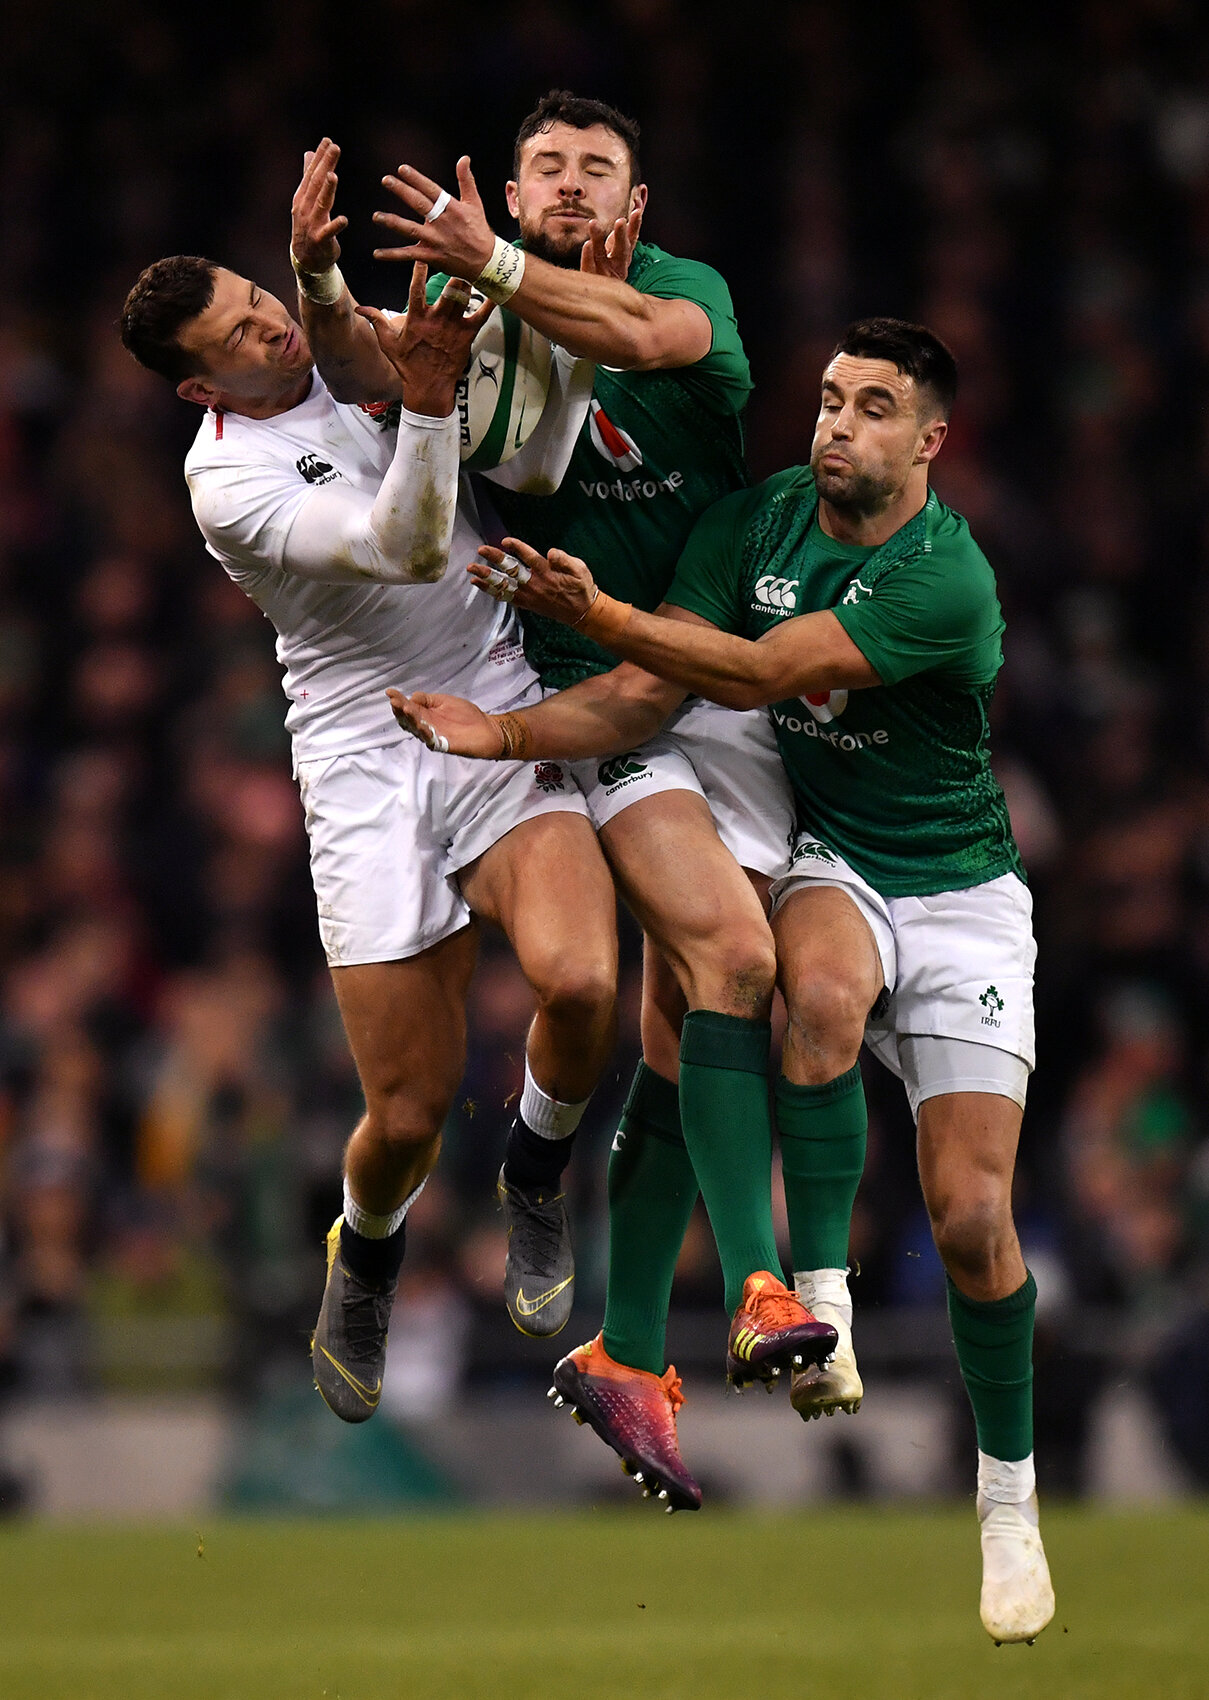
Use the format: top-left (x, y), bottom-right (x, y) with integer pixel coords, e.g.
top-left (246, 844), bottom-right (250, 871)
top-left (2, 0), bottom-right (1209, 1499)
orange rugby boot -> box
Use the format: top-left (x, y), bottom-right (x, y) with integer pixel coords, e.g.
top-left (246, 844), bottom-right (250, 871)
top-left (550, 1333), bottom-right (702, 1512)
top-left (726, 1270), bottom-right (838, 1390)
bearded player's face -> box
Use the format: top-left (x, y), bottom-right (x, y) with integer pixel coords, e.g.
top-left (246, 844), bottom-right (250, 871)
top-left (176, 268), bottom-right (312, 400)
top-left (810, 355), bottom-right (942, 515)
top-left (507, 122), bottom-right (640, 267)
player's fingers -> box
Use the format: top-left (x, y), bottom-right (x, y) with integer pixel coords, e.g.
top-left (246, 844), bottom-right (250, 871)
top-left (373, 245), bottom-right (427, 263)
top-left (456, 156), bottom-right (483, 210)
top-left (465, 290), bottom-right (495, 331)
top-left (394, 162), bottom-right (445, 202)
top-left (316, 216), bottom-right (348, 242)
top-left (433, 276), bottom-right (473, 319)
top-left (475, 565), bottom-right (516, 603)
top-left (380, 174), bottom-right (432, 218)
top-left (387, 693), bottom-right (447, 752)
top-left (500, 536), bottom-right (547, 570)
top-left (373, 210), bottom-right (426, 240)
top-left (408, 261), bottom-right (429, 315)
top-left (476, 545), bottom-right (507, 568)
top-left (354, 305), bottom-right (394, 349)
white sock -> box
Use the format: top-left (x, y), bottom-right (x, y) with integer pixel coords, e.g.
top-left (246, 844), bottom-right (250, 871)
top-left (342, 1175), bottom-right (426, 1239)
top-left (520, 1059), bottom-right (590, 1140)
top-left (794, 1267), bottom-right (852, 1327)
top-left (977, 1449), bottom-right (1037, 1509)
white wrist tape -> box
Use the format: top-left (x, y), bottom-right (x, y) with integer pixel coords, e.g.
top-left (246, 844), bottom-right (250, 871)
top-left (475, 236), bottom-right (526, 304)
top-left (290, 248), bottom-right (345, 306)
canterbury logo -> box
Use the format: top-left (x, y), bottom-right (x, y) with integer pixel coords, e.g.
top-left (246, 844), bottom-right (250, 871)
top-left (598, 753), bottom-right (648, 787)
top-left (515, 1278), bottom-right (573, 1316)
top-left (315, 1345), bottom-right (382, 1407)
top-left (754, 575), bottom-right (798, 613)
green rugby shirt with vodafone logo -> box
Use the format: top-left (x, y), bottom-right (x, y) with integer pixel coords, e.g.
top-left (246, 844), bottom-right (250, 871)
top-left (663, 467), bottom-right (1025, 897)
top-left (487, 241), bottom-right (752, 690)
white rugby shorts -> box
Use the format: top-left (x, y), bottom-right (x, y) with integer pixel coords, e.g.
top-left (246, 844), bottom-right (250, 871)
top-left (296, 735), bottom-right (589, 967)
top-left (572, 700), bottom-right (795, 878)
top-left (770, 834), bottom-right (1036, 1112)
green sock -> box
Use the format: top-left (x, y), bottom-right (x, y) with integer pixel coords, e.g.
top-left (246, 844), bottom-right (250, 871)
top-left (776, 1065), bottom-right (867, 1273)
top-left (602, 1062), bottom-right (699, 1375)
top-left (947, 1272), bottom-right (1036, 1462)
top-left (678, 1010), bottom-right (781, 1313)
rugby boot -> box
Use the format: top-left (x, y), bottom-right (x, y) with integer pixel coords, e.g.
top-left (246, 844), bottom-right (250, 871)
top-left (978, 1492), bottom-right (1056, 1645)
top-left (790, 1301), bottom-right (864, 1419)
top-left (550, 1333), bottom-right (702, 1512)
top-left (726, 1270), bottom-right (838, 1390)
top-left (497, 1165), bottom-right (574, 1338)
top-left (311, 1218), bottom-right (394, 1423)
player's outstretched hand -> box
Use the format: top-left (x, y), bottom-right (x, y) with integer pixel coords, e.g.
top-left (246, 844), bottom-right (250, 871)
top-left (470, 539), bottom-right (598, 626)
top-left (373, 157), bottom-right (495, 280)
top-left (387, 689), bottom-right (503, 759)
top-left (356, 264), bottom-right (493, 417)
top-left (582, 203), bottom-right (643, 280)
top-left (291, 138), bottom-right (348, 275)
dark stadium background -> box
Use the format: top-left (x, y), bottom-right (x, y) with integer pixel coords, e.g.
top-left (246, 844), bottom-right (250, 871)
top-left (1, 0), bottom-right (1208, 1511)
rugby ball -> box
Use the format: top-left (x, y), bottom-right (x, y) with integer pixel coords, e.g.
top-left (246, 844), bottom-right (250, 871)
top-left (457, 296), bottom-right (552, 469)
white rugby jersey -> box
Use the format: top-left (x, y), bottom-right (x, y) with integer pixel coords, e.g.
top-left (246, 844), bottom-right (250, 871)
top-left (185, 373), bottom-right (536, 764)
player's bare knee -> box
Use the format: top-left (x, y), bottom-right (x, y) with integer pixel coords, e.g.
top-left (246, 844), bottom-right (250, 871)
top-left (718, 929), bottom-right (777, 1016)
top-left (363, 1090), bottom-right (445, 1158)
top-left (930, 1195), bottom-right (1014, 1284)
top-left (530, 952), bottom-right (616, 1026)
top-left (784, 968), bottom-right (871, 1057)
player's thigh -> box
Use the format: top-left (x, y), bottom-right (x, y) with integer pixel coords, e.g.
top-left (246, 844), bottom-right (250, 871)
top-left (916, 1089), bottom-right (1023, 1221)
top-left (600, 789), bottom-right (772, 969)
top-left (329, 925), bottom-right (479, 1123)
top-left (459, 808), bottom-right (618, 996)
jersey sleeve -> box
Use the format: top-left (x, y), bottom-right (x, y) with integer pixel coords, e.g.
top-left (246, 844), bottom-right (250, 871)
top-left (632, 253), bottom-right (751, 413)
top-left (660, 488), bottom-right (755, 631)
top-left (832, 551), bottom-right (1004, 686)
top-left (187, 459), bottom-right (312, 578)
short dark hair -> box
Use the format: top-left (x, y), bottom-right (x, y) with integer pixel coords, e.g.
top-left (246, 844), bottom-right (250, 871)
top-left (831, 317), bottom-right (958, 420)
top-left (120, 256), bottom-right (218, 383)
top-left (513, 90), bottom-right (641, 185)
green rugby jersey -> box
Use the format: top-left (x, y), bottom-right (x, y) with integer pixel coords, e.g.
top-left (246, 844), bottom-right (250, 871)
top-left (484, 242), bottom-right (752, 690)
top-left (663, 467), bottom-right (1024, 897)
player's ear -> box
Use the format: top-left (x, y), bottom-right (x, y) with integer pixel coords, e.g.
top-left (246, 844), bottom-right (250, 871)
top-left (916, 418), bottom-right (948, 465)
top-left (177, 375), bottom-right (218, 408)
top-left (504, 179), bottom-right (520, 220)
top-left (630, 183), bottom-right (648, 215)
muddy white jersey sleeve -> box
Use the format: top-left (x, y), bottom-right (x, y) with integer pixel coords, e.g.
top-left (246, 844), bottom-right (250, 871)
top-left (184, 372), bottom-right (539, 763)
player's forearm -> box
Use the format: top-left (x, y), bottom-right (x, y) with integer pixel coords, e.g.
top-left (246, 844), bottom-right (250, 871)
top-left (507, 257), bottom-right (667, 368)
top-left (283, 409), bottom-right (458, 584)
top-left (482, 348), bottom-right (594, 496)
top-left (579, 605), bottom-right (845, 710)
top-left (300, 287), bottom-right (403, 405)
top-left (502, 667), bottom-right (681, 761)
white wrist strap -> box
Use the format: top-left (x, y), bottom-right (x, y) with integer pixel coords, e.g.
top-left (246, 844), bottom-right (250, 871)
top-left (290, 247), bottom-right (345, 306)
top-left (475, 236), bottom-right (525, 304)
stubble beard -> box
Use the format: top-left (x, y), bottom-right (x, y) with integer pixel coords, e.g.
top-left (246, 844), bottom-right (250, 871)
top-left (810, 453), bottom-right (896, 519)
